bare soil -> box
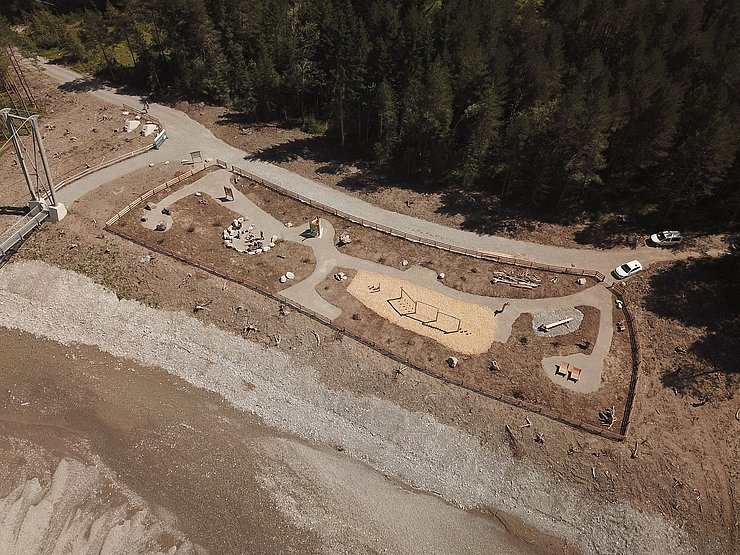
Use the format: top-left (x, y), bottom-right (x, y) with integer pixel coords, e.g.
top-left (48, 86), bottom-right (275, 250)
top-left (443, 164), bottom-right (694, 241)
top-left (1, 89), bottom-right (733, 552)
top-left (16, 175), bottom-right (738, 552)
top-left (102, 166), bottom-right (629, 431)
top-left (113, 191), bottom-right (316, 294)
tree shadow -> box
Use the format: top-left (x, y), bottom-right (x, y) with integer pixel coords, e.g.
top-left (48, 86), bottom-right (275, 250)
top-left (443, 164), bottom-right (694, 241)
top-left (57, 76), bottom-right (104, 93)
top-left (648, 248), bottom-right (740, 399)
top-left (251, 136), bottom-right (359, 166)
top-left (250, 136), bottom-right (443, 196)
top-left (436, 189), bottom-right (539, 235)
top-left (573, 219), bottom-right (640, 249)
top-left (215, 111), bottom-right (253, 127)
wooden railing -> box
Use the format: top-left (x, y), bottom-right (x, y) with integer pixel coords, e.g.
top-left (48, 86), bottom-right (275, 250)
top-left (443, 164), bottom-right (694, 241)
top-left (104, 162), bottom-right (217, 227)
top-left (56, 143), bottom-right (155, 191)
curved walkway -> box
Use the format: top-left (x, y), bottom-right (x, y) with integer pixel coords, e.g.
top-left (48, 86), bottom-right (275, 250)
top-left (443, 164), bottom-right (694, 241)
top-left (152, 169), bottom-right (613, 393)
top-left (34, 59), bottom-right (706, 281)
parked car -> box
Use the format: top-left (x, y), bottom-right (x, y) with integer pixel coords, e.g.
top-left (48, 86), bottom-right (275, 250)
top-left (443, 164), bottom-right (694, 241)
top-left (649, 230), bottom-right (683, 246)
top-left (613, 260), bottom-right (643, 279)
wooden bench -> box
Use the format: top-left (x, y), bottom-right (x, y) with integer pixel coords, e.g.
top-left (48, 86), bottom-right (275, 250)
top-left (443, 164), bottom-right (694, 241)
top-left (568, 367), bottom-right (583, 382)
top-left (555, 362), bottom-right (569, 377)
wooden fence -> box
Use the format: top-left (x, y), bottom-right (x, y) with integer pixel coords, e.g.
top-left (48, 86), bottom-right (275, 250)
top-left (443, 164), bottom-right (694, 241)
top-left (104, 162), bottom-right (217, 227)
top-left (105, 221), bottom-right (626, 442)
top-left (608, 283), bottom-right (642, 436)
top-left (230, 165), bottom-right (606, 282)
top-left (102, 161), bottom-right (637, 440)
top-left (56, 143), bottom-right (155, 191)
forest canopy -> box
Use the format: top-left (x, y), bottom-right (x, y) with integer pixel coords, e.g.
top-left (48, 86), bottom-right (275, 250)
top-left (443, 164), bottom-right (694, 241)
top-left (6, 0), bottom-right (740, 229)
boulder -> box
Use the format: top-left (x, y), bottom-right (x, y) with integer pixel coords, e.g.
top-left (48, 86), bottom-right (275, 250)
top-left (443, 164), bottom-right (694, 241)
top-left (285, 222), bottom-right (293, 228)
top-left (262, 245), bottom-right (271, 252)
top-left (145, 202), bottom-right (156, 211)
top-left (285, 271), bottom-right (295, 280)
top-left (576, 277), bottom-right (587, 285)
top-left (401, 259), bottom-right (409, 267)
top-left (279, 275), bottom-right (288, 283)
top-left (140, 123), bottom-right (158, 137)
top-left (437, 272), bottom-right (446, 280)
top-left (339, 233), bottom-right (352, 245)
top-left (155, 221), bottom-right (167, 231)
top-left (446, 356), bottom-right (458, 368)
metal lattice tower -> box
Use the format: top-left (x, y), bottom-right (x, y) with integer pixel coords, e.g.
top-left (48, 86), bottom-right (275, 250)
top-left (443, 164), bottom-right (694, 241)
top-left (1, 108), bottom-right (66, 221)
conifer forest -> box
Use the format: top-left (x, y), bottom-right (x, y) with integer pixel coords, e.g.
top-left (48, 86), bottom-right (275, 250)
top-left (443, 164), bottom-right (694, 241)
top-left (3, 0), bottom-right (739, 228)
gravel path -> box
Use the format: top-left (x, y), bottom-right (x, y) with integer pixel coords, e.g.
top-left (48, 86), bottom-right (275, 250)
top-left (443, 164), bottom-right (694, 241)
top-left (0, 260), bottom-right (697, 555)
top-left (34, 59), bottom-right (705, 280)
top-left (148, 171), bottom-right (615, 389)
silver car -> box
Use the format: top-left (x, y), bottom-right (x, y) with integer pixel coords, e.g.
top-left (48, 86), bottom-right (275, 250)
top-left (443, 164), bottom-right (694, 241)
top-left (650, 230), bottom-right (682, 246)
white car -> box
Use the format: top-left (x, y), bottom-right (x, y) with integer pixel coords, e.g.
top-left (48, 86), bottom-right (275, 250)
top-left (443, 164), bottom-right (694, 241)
top-left (650, 230), bottom-right (683, 246)
top-left (613, 260), bottom-right (643, 279)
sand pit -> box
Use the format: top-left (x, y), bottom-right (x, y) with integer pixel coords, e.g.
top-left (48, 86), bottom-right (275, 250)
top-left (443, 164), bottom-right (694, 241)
top-left (347, 270), bottom-right (497, 355)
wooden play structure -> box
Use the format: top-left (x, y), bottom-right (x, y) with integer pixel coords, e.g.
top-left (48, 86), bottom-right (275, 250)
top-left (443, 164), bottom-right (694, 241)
top-left (387, 287), bottom-right (462, 334)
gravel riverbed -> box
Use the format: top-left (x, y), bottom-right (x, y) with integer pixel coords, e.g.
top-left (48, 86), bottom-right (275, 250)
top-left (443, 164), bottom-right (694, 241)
top-left (0, 260), bottom-right (697, 555)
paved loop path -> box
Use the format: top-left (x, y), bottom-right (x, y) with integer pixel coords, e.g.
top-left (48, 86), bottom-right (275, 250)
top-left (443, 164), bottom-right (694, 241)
top-left (35, 59), bottom-right (707, 281)
top-left (153, 169), bottom-right (614, 393)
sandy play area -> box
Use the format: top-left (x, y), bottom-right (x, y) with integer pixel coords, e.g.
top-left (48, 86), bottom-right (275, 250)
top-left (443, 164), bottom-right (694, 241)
top-left (347, 270), bottom-right (497, 355)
